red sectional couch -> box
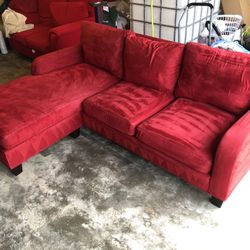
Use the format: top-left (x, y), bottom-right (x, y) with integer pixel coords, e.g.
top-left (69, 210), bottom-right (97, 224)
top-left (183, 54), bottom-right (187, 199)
top-left (0, 22), bottom-right (250, 207)
top-left (7, 0), bottom-right (97, 58)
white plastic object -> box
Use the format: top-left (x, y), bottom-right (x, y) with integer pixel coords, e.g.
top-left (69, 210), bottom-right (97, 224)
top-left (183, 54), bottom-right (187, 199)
top-left (0, 30), bottom-right (8, 54)
top-left (214, 15), bottom-right (242, 41)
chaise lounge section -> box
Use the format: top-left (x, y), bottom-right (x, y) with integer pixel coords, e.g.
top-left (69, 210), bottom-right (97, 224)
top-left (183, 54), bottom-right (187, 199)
top-left (0, 22), bottom-right (250, 207)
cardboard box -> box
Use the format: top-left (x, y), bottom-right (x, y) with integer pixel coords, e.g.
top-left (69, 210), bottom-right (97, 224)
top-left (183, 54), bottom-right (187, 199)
top-left (221, 0), bottom-right (250, 25)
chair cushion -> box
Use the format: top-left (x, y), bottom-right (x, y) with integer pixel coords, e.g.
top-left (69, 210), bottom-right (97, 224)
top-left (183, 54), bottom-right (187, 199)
top-left (0, 63), bottom-right (118, 150)
top-left (11, 24), bottom-right (51, 48)
top-left (25, 29), bottom-right (50, 53)
top-left (50, 2), bottom-right (89, 26)
top-left (38, 0), bottom-right (65, 18)
top-left (176, 42), bottom-right (250, 115)
top-left (83, 81), bottom-right (173, 135)
top-left (81, 22), bottom-right (126, 78)
top-left (137, 98), bottom-right (236, 174)
top-left (38, 0), bottom-right (66, 24)
top-left (124, 33), bottom-right (184, 92)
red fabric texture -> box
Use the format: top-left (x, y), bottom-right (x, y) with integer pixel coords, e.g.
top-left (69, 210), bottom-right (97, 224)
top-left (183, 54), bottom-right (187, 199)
top-left (24, 30), bottom-right (50, 53)
top-left (49, 19), bottom-right (95, 51)
top-left (1, 113), bottom-right (81, 169)
top-left (0, 63), bottom-right (118, 150)
top-left (8, 0), bottom-right (95, 58)
top-left (82, 114), bottom-right (210, 192)
top-left (9, 39), bottom-right (43, 58)
top-left (176, 42), bottom-right (250, 115)
top-left (81, 21), bottom-right (126, 78)
top-left (83, 82), bottom-right (173, 135)
top-left (32, 45), bottom-right (83, 75)
top-left (137, 98), bottom-right (236, 174)
top-left (209, 111), bottom-right (250, 201)
top-left (50, 2), bottom-right (89, 26)
top-left (24, 13), bottom-right (40, 24)
top-left (124, 34), bottom-right (184, 92)
top-left (38, 0), bottom-right (66, 19)
top-left (10, 24), bottom-right (51, 48)
top-left (9, 0), bottom-right (38, 13)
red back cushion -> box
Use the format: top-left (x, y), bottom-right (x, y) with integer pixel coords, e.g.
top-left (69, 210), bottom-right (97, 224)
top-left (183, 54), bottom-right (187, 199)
top-left (50, 2), bottom-right (89, 26)
top-left (81, 21), bottom-right (126, 78)
top-left (9, 0), bottom-right (38, 14)
top-left (38, 0), bottom-right (65, 18)
top-left (176, 43), bottom-right (250, 115)
top-left (124, 34), bottom-right (185, 93)
top-left (68, 0), bottom-right (96, 17)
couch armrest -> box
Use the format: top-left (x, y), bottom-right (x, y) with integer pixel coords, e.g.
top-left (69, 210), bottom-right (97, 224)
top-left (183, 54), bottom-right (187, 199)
top-left (32, 45), bottom-right (83, 75)
top-left (209, 111), bottom-right (250, 201)
top-left (49, 17), bottom-right (95, 51)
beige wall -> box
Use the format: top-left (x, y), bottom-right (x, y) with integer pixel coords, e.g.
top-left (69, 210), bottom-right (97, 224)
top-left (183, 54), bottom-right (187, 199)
top-left (221, 0), bottom-right (250, 25)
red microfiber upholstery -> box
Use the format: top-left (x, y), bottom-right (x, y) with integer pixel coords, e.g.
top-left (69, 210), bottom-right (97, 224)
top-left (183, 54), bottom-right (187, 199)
top-left (209, 111), bottom-right (250, 200)
top-left (137, 98), bottom-right (236, 174)
top-left (68, 0), bottom-right (97, 17)
top-left (38, 0), bottom-right (66, 18)
top-left (81, 22), bottom-right (126, 78)
top-left (32, 45), bottom-right (83, 75)
top-left (1, 113), bottom-right (81, 169)
top-left (83, 81), bottom-right (173, 135)
top-left (25, 29), bottom-right (51, 53)
top-left (124, 34), bottom-right (184, 92)
top-left (82, 114), bottom-right (210, 192)
top-left (0, 63), bottom-right (118, 150)
top-left (176, 42), bottom-right (250, 115)
top-left (23, 13), bottom-right (40, 24)
top-left (38, 0), bottom-right (66, 24)
top-left (50, 2), bottom-right (89, 26)
top-left (10, 24), bottom-right (51, 48)
top-left (9, 0), bottom-right (38, 13)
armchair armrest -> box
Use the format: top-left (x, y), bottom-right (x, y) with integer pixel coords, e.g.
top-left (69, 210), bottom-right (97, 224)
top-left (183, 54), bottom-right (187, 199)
top-left (209, 111), bottom-right (250, 201)
top-left (32, 45), bottom-right (83, 75)
top-left (49, 17), bottom-right (95, 51)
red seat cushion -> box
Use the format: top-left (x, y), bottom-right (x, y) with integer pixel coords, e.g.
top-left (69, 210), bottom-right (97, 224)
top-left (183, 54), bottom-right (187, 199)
top-left (83, 82), bottom-right (173, 135)
top-left (124, 33), bottom-right (184, 92)
top-left (176, 42), bottom-right (250, 115)
top-left (25, 29), bottom-right (50, 53)
top-left (81, 22), bottom-right (126, 78)
top-left (50, 2), bottom-right (89, 26)
top-left (11, 24), bottom-right (51, 48)
top-left (137, 98), bottom-right (236, 174)
top-left (0, 63), bottom-right (118, 150)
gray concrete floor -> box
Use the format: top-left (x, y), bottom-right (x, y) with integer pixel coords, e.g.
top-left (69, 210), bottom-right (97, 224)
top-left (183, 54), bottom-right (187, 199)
top-left (0, 49), bottom-right (31, 84)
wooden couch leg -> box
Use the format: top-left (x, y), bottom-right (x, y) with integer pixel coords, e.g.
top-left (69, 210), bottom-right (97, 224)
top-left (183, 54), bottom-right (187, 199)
top-left (69, 128), bottom-right (80, 139)
top-left (210, 196), bottom-right (223, 208)
top-left (11, 165), bottom-right (23, 176)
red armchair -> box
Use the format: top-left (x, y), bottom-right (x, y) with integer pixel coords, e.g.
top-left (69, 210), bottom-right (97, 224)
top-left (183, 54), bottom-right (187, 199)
top-left (7, 0), bottom-right (96, 58)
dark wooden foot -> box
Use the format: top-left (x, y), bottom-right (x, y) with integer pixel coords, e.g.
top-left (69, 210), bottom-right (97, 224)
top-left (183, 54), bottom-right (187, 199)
top-left (69, 128), bottom-right (80, 139)
top-left (11, 165), bottom-right (23, 176)
top-left (210, 196), bottom-right (223, 208)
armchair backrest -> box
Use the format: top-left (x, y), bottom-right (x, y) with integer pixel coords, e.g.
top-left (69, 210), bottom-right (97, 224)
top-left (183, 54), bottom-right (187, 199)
top-left (8, 0), bottom-right (95, 25)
